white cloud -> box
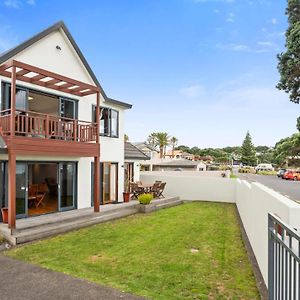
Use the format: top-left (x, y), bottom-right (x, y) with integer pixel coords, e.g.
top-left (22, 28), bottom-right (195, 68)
top-left (3, 0), bottom-right (36, 8)
top-left (179, 84), bottom-right (206, 98)
top-left (269, 18), bottom-right (278, 25)
top-left (217, 43), bottom-right (249, 52)
top-left (4, 0), bottom-right (21, 8)
top-left (217, 40), bottom-right (280, 53)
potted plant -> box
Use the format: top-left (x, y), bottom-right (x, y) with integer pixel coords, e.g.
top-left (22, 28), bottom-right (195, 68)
top-left (138, 193), bottom-right (154, 213)
top-left (123, 178), bottom-right (131, 203)
top-left (1, 207), bottom-right (8, 224)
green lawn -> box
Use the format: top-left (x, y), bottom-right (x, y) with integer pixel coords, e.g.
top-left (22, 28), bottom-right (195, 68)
top-left (6, 203), bottom-right (259, 299)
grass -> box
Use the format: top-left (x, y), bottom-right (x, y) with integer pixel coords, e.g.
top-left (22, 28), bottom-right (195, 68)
top-left (230, 173), bottom-right (238, 179)
top-left (6, 202), bottom-right (259, 300)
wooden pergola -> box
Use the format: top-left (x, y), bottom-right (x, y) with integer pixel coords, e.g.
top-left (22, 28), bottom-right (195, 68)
top-left (0, 60), bottom-right (101, 229)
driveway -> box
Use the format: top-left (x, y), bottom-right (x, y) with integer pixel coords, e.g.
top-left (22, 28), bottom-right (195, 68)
top-left (236, 173), bottom-right (300, 203)
top-left (0, 255), bottom-right (144, 300)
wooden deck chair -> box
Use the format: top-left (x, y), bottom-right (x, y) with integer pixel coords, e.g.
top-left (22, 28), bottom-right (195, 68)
top-left (157, 182), bottom-right (166, 198)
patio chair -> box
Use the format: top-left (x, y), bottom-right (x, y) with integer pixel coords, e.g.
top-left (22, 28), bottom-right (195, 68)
top-left (157, 182), bottom-right (166, 198)
top-left (130, 183), bottom-right (144, 200)
top-left (34, 191), bottom-right (47, 208)
top-left (45, 177), bottom-right (58, 196)
top-left (151, 182), bottom-right (161, 198)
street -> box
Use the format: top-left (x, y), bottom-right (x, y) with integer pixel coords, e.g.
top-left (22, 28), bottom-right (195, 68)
top-left (236, 173), bottom-right (300, 203)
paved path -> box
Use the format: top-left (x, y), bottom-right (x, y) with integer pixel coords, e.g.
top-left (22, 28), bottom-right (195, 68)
top-left (0, 255), bottom-right (144, 300)
top-left (236, 173), bottom-right (300, 202)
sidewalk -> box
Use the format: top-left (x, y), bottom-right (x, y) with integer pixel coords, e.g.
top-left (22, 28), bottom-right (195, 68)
top-left (0, 255), bottom-right (144, 300)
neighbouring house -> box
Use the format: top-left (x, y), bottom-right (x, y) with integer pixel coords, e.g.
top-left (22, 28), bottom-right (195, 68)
top-left (0, 21), bottom-right (132, 228)
top-left (194, 155), bottom-right (214, 164)
top-left (124, 142), bottom-right (150, 186)
top-left (152, 160), bottom-right (207, 171)
top-left (164, 150), bottom-right (194, 160)
top-left (133, 142), bottom-right (160, 171)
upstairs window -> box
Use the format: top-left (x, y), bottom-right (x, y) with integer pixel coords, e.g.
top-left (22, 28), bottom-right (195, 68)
top-left (110, 109), bottom-right (119, 137)
top-left (93, 106), bottom-right (119, 138)
top-left (100, 108), bottom-right (110, 136)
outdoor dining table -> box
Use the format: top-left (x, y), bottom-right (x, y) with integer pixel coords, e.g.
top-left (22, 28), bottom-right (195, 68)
top-left (138, 183), bottom-right (153, 193)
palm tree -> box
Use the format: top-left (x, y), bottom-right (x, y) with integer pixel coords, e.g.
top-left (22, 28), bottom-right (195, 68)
top-left (170, 137), bottom-right (178, 158)
top-left (147, 132), bottom-right (158, 149)
top-left (154, 132), bottom-right (170, 158)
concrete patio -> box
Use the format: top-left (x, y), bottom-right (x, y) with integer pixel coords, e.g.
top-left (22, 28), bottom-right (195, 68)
top-left (0, 196), bottom-right (181, 245)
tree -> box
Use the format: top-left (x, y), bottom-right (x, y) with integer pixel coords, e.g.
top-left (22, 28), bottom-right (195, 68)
top-left (147, 132), bottom-right (170, 158)
top-left (170, 137), bottom-right (178, 158)
top-left (155, 132), bottom-right (170, 158)
top-left (277, 0), bottom-right (300, 103)
top-left (147, 133), bottom-right (158, 149)
top-left (297, 116), bottom-right (300, 131)
top-left (176, 145), bottom-right (191, 153)
top-left (241, 131), bottom-right (257, 165)
top-left (124, 134), bottom-right (129, 142)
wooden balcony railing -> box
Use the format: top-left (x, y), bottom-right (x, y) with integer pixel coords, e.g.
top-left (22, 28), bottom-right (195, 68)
top-left (0, 109), bottom-right (97, 142)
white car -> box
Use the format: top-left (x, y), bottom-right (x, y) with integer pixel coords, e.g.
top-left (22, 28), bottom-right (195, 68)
top-left (255, 163), bottom-right (274, 172)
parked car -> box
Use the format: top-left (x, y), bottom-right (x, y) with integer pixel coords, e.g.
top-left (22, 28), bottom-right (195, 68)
top-left (292, 171), bottom-right (300, 181)
top-left (282, 170), bottom-right (295, 180)
top-left (255, 163), bottom-right (274, 172)
top-left (277, 168), bottom-right (287, 178)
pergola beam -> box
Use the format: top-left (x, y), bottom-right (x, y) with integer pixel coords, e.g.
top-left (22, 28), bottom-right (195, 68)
top-left (0, 60), bottom-right (100, 97)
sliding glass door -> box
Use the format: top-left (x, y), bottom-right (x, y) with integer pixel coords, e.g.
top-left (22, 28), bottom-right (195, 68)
top-left (16, 163), bottom-right (27, 218)
top-left (91, 162), bottom-right (119, 205)
top-left (0, 162), bottom-right (7, 222)
top-left (59, 162), bottom-right (76, 211)
top-left (101, 162), bottom-right (118, 204)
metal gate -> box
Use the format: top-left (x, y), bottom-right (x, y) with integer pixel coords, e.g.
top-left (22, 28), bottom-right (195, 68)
top-left (268, 213), bottom-right (300, 300)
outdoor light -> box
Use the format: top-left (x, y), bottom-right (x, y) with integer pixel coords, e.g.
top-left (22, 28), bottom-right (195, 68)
top-left (56, 45), bottom-right (62, 50)
top-left (28, 96), bottom-right (34, 101)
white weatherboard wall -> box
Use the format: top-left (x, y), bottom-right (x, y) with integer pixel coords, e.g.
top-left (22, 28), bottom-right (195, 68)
top-left (0, 26), bottom-right (127, 204)
top-left (141, 172), bottom-right (300, 287)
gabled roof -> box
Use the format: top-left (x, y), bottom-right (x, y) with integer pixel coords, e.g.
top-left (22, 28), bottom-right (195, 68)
top-left (125, 142), bottom-right (150, 160)
top-left (133, 142), bottom-right (159, 152)
top-left (0, 20), bottom-right (132, 109)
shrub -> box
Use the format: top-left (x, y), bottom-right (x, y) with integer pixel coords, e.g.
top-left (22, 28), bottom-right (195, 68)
top-left (257, 170), bottom-right (277, 176)
top-left (138, 193), bottom-right (153, 205)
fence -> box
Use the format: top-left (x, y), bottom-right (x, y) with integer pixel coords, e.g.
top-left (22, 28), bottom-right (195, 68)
top-left (268, 213), bottom-right (300, 300)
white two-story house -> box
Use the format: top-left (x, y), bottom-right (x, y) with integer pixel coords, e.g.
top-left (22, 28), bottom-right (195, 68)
top-left (0, 21), bottom-right (131, 228)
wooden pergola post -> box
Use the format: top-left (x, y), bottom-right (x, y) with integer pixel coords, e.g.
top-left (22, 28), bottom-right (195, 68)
top-left (8, 66), bottom-right (16, 229)
top-left (93, 92), bottom-right (100, 212)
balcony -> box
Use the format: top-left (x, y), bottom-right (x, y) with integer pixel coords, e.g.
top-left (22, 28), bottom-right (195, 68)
top-left (0, 109), bottom-right (97, 142)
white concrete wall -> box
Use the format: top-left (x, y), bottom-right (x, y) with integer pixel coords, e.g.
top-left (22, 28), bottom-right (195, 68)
top-left (141, 170), bottom-right (230, 178)
top-left (140, 172), bottom-right (235, 203)
top-left (235, 179), bottom-right (300, 286)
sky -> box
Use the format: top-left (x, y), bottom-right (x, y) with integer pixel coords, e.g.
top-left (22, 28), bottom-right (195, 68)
top-left (0, 0), bottom-right (297, 148)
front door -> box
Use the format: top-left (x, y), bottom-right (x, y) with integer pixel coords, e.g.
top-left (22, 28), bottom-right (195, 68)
top-left (59, 162), bottom-right (76, 211)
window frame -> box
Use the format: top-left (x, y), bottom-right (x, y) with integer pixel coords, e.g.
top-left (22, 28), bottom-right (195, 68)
top-left (92, 105), bottom-right (119, 138)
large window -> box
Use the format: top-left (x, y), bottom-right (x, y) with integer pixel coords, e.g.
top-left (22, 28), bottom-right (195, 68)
top-left (1, 82), bottom-right (77, 117)
top-left (93, 106), bottom-right (119, 138)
